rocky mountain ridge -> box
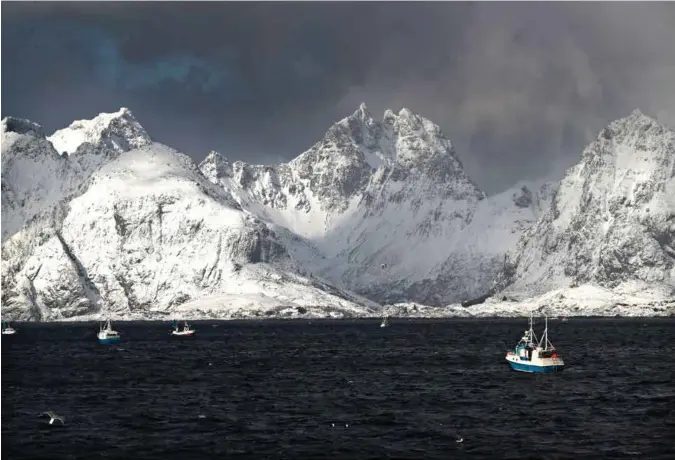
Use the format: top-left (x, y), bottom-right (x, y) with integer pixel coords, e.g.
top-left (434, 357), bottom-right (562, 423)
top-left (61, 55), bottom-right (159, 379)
top-left (494, 110), bottom-right (675, 300)
top-left (199, 104), bottom-right (557, 306)
top-left (2, 105), bottom-right (671, 320)
top-left (1, 111), bottom-right (378, 321)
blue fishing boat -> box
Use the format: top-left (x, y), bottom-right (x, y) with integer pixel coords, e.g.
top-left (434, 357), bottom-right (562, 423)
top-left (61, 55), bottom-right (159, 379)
top-left (505, 312), bottom-right (564, 373)
top-left (97, 319), bottom-right (121, 344)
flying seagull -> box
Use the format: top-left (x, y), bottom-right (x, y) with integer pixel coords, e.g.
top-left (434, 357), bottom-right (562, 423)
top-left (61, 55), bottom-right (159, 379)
top-left (40, 411), bottom-right (65, 425)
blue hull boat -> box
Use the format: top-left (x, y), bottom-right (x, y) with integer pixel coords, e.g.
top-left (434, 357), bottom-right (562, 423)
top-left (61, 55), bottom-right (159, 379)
top-left (98, 336), bottom-right (121, 345)
top-left (507, 360), bottom-right (564, 373)
top-left (505, 312), bottom-right (565, 373)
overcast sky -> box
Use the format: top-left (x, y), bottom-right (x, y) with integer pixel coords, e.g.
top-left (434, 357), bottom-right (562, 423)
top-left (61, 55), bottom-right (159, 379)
top-left (3, 2), bottom-right (674, 193)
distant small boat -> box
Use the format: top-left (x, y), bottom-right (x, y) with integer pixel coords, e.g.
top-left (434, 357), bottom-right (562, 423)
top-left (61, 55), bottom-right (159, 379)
top-left (97, 319), bottom-right (121, 344)
top-left (505, 312), bottom-right (564, 373)
top-left (1, 320), bottom-right (16, 335)
top-left (171, 320), bottom-right (196, 337)
top-left (561, 317), bottom-right (569, 322)
top-left (380, 316), bottom-right (389, 328)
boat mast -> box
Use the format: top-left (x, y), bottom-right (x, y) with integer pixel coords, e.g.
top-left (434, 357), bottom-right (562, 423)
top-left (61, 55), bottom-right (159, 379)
top-left (538, 314), bottom-right (553, 350)
top-left (529, 310), bottom-right (542, 346)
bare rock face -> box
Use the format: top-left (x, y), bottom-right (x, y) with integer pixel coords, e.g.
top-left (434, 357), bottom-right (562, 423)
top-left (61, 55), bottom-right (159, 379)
top-left (199, 104), bottom-right (554, 306)
top-left (497, 110), bottom-right (675, 298)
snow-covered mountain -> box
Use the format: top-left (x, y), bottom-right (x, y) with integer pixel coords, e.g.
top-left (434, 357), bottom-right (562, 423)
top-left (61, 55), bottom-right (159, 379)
top-left (1, 110), bottom-right (378, 321)
top-left (495, 110), bottom-right (675, 301)
top-left (4, 105), bottom-right (669, 321)
top-left (2, 117), bottom-right (72, 240)
top-left (200, 104), bottom-right (555, 306)
top-left (1, 109), bottom-right (151, 240)
top-left (47, 107), bottom-right (151, 156)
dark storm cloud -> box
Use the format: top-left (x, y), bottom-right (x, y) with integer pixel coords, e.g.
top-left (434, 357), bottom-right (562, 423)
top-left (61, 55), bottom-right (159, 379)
top-left (2, 2), bottom-right (674, 193)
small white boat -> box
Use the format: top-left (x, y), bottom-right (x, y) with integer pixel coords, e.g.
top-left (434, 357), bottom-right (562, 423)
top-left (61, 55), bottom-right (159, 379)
top-left (505, 312), bottom-right (564, 373)
top-left (171, 320), bottom-right (196, 337)
top-left (1, 320), bottom-right (16, 335)
top-left (380, 316), bottom-right (389, 328)
top-left (97, 319), bottom-right (121, 344)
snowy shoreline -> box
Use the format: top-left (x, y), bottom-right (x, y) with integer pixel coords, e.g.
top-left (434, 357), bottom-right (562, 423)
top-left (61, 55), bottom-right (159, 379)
top-left (19, 312), bottom-right (675, 323)
top-left (4, 283), bottom-right (672, 322)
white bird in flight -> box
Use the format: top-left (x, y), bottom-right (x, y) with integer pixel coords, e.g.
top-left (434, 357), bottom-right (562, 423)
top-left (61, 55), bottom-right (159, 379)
top-left (40, 411), bottom-right (65, 425)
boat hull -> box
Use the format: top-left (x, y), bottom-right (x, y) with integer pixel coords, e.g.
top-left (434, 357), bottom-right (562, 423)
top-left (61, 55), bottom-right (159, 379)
top-left (171, 331), bottom-right (196, 337)
top-left (98, 336), bottom-right (121, 344)
top-left (507, 360), bottom-right (564, 373)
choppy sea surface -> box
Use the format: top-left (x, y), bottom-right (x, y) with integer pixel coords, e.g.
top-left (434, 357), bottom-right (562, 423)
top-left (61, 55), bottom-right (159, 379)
top-left (2, 318), bottom-right (674, 459)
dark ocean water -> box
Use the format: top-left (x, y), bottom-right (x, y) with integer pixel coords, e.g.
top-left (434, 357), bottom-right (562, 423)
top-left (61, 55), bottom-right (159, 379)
top-left (2, 318), bottom-right (674, 459)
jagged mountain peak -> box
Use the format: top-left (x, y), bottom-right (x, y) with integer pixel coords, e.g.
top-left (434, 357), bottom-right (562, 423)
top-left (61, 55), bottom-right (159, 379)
top-left (1, 116), bottom-right (60, 167)
top-left (583, 109), bottom-right (673, 166)
top-left (2, 108), bottom-right (156, 242)
top-left (614, 108), bottom-right (661, 128)
top-left (201, 150), bottom-right (231, 166)
top-left (629, 108), bottom-right (647, 118)
top-left (2, 116), bottom-right (45, 138)
top-left (625, 108), bottom-right (652, 123)
top-left (199, 150), bottom-right (233, 185)
top-left (323, 103), bottom-right (379, 150)
top-left (598, 109), bottom-right (666, 144)
top-left (308, 104), bottom-right (457, 167)
top-left (47, 107), bottom-right (151, 156)
top-left (397, 107), bottom-right (415, 119)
